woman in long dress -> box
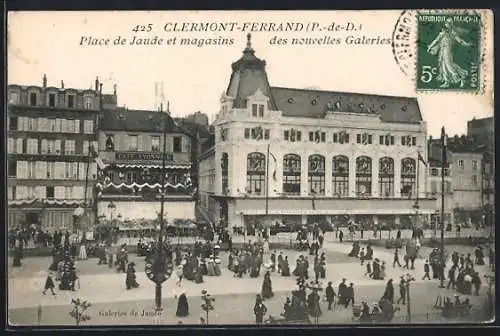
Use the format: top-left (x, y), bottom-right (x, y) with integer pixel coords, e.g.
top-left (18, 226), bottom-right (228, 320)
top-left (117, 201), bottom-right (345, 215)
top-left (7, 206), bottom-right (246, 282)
top-left (281, 256), bottom-right (291, 276)
top-left (176, 291), bottom-right (189, 317)
top-left (261, 271), bottom-right (274, 299)
top-left (427, 18), bottom-right (472, 88)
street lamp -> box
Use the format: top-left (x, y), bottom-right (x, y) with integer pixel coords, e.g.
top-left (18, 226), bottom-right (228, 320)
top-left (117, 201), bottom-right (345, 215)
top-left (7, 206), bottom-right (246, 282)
top-left (144, 102), bottom-right (173, 312)
top-left (201, 289), bottom-right (215, 324)
top-left (439, 127), bottom-right (447, 288)
top-left (402, 273), bottom-right (415, 323)
top-left (305, 280), bottom-right (323, 325)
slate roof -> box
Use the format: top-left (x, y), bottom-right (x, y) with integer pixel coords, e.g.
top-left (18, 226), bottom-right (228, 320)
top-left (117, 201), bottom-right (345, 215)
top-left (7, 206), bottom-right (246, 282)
top-left (271, 87), bottom-right (423, 124)
top-left (100, 108), bottom-right (187, 134)
top-left (225, 34), bottom-right (278, 110)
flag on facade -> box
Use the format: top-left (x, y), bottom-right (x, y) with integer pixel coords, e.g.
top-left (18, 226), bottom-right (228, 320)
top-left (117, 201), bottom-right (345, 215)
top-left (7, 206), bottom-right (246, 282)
top-left (269, 151), bottom-right (277, 181)
top-left (417, 152), bottom-right (427, 167)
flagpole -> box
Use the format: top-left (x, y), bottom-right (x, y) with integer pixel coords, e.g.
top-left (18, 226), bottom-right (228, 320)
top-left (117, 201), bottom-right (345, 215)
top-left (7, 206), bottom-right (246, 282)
top-left (415, 152), bottom-right (420, 235)
top-left (265, 143), bottom-right (270, 216)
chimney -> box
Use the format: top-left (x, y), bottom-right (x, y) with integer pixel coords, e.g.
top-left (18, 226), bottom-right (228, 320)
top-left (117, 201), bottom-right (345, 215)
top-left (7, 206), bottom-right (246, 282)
top-left (113, 84), bottom-right (117, 96)
top-left (95, 77), bottom-right (99, 91)
top-left (429, 135), bottom-right (432, 141)
top-left (61, 80), bottom-right (64, 89)
top-left (43, 74), bottom-right (47, 88)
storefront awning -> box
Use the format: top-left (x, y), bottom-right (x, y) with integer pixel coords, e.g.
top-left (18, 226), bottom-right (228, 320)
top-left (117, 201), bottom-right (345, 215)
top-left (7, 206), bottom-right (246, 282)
top-left (102, 160), bottom-right (191, 170)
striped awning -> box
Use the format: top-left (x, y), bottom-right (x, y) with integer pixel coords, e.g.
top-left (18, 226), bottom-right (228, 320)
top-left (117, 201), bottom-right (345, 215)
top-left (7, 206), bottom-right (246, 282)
top-left (8, 199), bottom-right (83, 206)
top-left (103, 160), bottom-right (191, 169)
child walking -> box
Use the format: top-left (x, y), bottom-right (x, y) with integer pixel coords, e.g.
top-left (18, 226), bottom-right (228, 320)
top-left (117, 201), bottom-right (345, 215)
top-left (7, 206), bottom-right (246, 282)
top-left (42, 272), bottom-right (56, 295)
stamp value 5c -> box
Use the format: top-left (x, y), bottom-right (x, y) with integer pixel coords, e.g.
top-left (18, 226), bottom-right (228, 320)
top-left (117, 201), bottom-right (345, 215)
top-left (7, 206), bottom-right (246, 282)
top-left (416, 13), bottom-right (481, 91)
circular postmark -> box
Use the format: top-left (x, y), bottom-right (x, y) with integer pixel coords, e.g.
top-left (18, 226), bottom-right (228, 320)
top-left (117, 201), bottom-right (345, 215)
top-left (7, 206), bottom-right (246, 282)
top-left (391, 9), bottom-right (489, 93)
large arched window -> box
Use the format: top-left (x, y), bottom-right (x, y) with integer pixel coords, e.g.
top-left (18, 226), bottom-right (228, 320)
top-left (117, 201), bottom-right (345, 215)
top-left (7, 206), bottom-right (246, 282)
top-left (308, 155), bottom-right (325, 195)
top-left (356, 156), bottom-right (372, 197)
top-left (401, 158), bottom-right (416, 198)
top-left (332, 155), bottom-right (349, 197)
top-left (221, 153), bottom-right (228, 192)
top-left (379, 157), bottom-right (395, 197)
top-left (246, 152), bottom-right (266, 195)
top-left (283, 154), bottom-right (301, 195)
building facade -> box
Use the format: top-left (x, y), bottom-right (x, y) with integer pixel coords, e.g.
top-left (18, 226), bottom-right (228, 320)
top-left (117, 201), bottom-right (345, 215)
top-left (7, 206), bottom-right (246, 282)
top-left (96, 107), bottom-right (196, 224)
top-left (7, 75), bottom-right (101, 231)
top-left (198, 35), bottom-right (436, 232)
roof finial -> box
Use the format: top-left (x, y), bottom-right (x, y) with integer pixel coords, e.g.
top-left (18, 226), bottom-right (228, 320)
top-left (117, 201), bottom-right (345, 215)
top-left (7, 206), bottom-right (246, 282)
top-left (244, 33), bottom-right (254, 53)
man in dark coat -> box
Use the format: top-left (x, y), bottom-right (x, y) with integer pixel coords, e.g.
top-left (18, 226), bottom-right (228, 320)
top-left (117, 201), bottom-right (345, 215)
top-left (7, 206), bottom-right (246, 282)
top-left (325, 281), bottom-right (336, 310)
top-left (339, 230), bottom-right (344, 243)
top-left (277, 252), bottom-right (284, 274)
top-left (344, 283), bottom-right (355, 308)
top-left (396, 277), bottom-right (406, 305)
top-left (393, 248), bottom-right (401, 268)
top-left (253, 295), bottom-right (267, 324)
top-left (422, 260), bottom-right (431, 280)
top-left (338, 278), bottom-right (347, 305)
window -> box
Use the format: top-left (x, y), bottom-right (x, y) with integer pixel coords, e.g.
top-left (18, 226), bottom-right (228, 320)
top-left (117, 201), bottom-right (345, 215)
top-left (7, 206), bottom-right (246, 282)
top-left (29, 92), bottom-right (38, 106)
top-left (28, 118), bottom-right (37, 131)
top-left (380, 134), bottom-right (394, 146)
top-left (8, 160), bottom-right (16, 177)
top-left (43, 162), bottom-right (53, 179)
top-left (471, 175), bottom-right (478, 185)
top-left (8, 138), bottom-right (14, 153)
top-left (173, 136), bottom-right (182, 152)
top-left (126, 171), bottom-right (138, 184)
top-left (9, 117), bottom-right (18, 131)
top-left (68, 95), bottom-right (75, 108)
top-left (332, 155), bottom-right (349, 197)
top-left (430, 181), bottom-right (437, 194)
top-left (7, 186), bottom-right (16, 200)
top-left (64, 140), bottom-right (76, 155)
top-left (472, 160), bottom-right (478, 170)
top-left (457, 159), bottom-right (464, 168)
top-left (221, 153), bottom-right (229, 192)
top-left (105, 134), bottom-right (115, 151)
top-left (38, 118), bottom-right (48, 132)
top-left (46, 186), bottom-right (55, 199)
top-left (244, 129), bottom-right (250, 139)
top-left (357, 133), bottom-right (372, 145)
top-left (401, 135), bottom-right (417, 146)
top-left (430, 168), bottom-right (439, 176)
top-left (445, 181), bottom-right (452, 193)
top-left (333, 132), bottom-right (349, 144)
top-left (65, 187), bottom-right (73, 199)
top-left (250, 127), bottom-right (267, 140)
top-left (48, 93), bottom-right (56, 107)
top-left (356, 156), bottom-right (372, 196)
top-left (252, 104), bottom-right (265, 117)
top-left (64, 162), bottom-right (78, 179)
top-left (151, 136), bottom-right (160, 152)
top-left (84, 97), bottom-right (93, 109)
top-left (9, 92), bottom-right (19, 105)
top-left (379, 157), bottom-right (395, 197)
top-left (309, 131), bottom-right (325, 143)
top-left (27, 138), bottom-right (38, 154)
top-left (16, 138), bottom-right (24, 153)
top-left (246, 152), bottom-right (266, 194)
top-left (127, 135), bottom-right (138, 151)
top-left (283, 154), bottom-right (301, 195)
top-left (28, 161), bottom-right (37, 179)
top-left (264, 129), bottom-right (270, 140)
top-left (83, 120), bottom-right (94, 134)
top-left (401, 158), bottom-right (416, 198)
top-left (308, 155), bottom-right (325, 195)
top-left (284, 130), bottom-right (289, 141)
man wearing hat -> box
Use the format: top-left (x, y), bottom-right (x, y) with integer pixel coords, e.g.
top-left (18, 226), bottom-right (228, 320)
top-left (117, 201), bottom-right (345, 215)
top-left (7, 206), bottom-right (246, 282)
top-left (338, 278), bottom-right (347, 306)
top-left (325, 281), bottom-right (336, 310)
top-left (344, 283), bottom-right (355, 308)
top-left (397, 276), bottom-right (406, 305)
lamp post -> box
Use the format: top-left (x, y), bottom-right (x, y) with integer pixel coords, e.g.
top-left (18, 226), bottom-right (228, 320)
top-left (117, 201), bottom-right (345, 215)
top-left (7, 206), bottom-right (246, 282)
top-left (403, 273), bottom-right (415, 323)
top-left (144, 102), bottom-right (173, 312)
top-left (439, 127), bottom-right (447, 288)
top-left (201, 289), bottom-right (215, 324)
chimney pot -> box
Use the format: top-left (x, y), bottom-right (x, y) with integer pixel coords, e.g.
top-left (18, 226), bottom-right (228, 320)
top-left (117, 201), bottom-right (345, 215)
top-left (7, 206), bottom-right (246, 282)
top-left (43, 74), bottom-right (47, 88)
top-left (95, 77), bottom-right (99, 91)
top-left (61, 80), bottom-right (64, 89)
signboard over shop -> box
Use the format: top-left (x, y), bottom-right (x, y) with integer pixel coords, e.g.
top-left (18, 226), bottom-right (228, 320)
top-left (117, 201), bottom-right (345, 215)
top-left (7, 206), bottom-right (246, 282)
top-left (116, 152), bottom-right (174, 161)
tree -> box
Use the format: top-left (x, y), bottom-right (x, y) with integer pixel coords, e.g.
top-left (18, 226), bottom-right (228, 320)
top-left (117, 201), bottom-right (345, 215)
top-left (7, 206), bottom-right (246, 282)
top-left (200, 289), bottom-right (215, 324)
top-left (69, 298), bottom-right (91, 326)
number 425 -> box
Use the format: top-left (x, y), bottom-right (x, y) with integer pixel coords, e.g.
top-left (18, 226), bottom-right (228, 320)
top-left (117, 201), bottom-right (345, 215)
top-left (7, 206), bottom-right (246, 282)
top-left (420, 65), bottom-right (438, 83)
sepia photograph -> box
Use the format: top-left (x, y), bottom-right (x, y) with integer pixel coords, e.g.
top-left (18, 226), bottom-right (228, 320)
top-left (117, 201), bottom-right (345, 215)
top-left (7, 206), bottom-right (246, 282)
top-left (6, 9), bottom-right (495, 327)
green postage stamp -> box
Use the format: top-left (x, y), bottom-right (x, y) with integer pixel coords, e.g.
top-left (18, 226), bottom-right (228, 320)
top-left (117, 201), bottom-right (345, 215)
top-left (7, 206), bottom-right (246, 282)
top-left (416, 13), bottom-right (481, 91)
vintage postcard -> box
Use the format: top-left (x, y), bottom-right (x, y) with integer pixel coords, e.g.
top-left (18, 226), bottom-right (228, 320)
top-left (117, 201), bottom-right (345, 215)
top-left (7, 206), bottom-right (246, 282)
top-left (7, 10), bottom-right (495, 327)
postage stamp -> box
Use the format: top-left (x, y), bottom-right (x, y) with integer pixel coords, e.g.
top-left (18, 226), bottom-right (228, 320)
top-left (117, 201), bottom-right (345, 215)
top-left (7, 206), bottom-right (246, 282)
top-left (416, 13), bottom-right (481, 91)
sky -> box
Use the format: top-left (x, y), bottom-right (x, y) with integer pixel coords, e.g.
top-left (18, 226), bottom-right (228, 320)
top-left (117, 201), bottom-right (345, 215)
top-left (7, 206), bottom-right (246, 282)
top-left (7, 10), bottom-right (494, 138)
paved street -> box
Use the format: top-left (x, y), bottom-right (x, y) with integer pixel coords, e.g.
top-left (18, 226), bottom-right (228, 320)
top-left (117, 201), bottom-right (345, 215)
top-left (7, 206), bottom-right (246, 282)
top-left (8, 240), bottom-right (493, 326)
